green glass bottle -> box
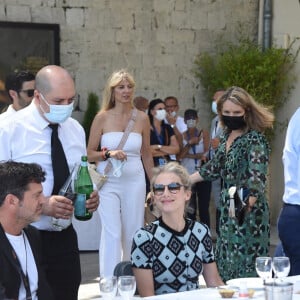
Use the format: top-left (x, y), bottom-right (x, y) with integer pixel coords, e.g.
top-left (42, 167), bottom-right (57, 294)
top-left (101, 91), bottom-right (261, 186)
top-left (74, 156), bottom-right (93, 221)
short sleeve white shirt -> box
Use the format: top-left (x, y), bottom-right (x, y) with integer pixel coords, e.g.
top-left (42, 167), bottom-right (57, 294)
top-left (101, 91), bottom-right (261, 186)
top-left (0, 101), bottom-right (87, 230)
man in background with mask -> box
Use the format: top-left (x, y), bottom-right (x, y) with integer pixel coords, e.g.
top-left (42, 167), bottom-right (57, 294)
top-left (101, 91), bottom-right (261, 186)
top-left (0, 65), bottom-right (99, 300)
top-left (209, 89), bottom-right (225, 235)
top-left (164, 96), bottom-right (187, 160)
top-left (0, 70), bottom-right (35, 122)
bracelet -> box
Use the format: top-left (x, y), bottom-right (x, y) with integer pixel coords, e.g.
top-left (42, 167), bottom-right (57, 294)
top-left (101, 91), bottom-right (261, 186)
top-left (104, 150), bottom-right (111, 160)
top-left (100, 147), bottom-right (108, 161)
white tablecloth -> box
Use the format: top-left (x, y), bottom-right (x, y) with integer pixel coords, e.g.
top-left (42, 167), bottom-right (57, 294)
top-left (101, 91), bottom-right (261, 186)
top-left (89, 276), bottom-right (300, 300)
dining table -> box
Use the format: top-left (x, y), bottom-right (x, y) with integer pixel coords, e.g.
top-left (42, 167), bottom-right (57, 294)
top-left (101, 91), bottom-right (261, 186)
top-left (90, 275), bottom-right (300, 300)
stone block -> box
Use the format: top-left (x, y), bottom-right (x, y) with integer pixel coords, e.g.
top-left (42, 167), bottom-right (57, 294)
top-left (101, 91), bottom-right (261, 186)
top-left (0, 4), bottom-right (6, 20)
top-left (66, 7), bottom-right (84, 27)
top-left (6, 5), bottom-right (31, 22)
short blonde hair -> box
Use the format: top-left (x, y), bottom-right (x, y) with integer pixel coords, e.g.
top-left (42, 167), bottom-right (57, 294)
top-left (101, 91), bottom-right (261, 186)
top-left (150, 162), bottom-right (192, 192)
top-left (101, 69), bottom-right (135, 111)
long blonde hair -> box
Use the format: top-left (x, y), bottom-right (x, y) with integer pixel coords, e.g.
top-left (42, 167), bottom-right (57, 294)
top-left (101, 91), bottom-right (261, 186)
top-left (101, 69), bottom-right (135, 111)
top-left (217, 86), bottom-right (274, 132)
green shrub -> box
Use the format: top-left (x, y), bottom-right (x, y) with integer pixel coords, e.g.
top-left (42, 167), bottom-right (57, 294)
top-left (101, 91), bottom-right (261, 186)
top-left (82, 92), bottom-right (99, 143)
top-left (193, 37), bottom-right (300, 139)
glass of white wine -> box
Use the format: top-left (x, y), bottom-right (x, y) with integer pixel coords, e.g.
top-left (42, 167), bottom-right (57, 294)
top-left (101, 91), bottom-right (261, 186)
top-left (255, 256), bottom-right (272, 284)
top-left (117, 276), bottom-right (136, 300)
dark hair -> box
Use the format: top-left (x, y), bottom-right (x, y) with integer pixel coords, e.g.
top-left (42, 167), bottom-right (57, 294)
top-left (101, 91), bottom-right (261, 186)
top-left (5, 71), bottom-right (35, 100)
top-left (184, 109), bottom-right (198, 120)
top-left (0, 160), bottom-right (46, 206)
top-left (164, 96), bottom-right (178, 104)
top-left (148, 98), bottom-right (165, 125)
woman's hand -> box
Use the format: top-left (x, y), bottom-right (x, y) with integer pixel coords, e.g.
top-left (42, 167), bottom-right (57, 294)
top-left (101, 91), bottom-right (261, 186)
top-left (108, 150), bottom-right (127, 161)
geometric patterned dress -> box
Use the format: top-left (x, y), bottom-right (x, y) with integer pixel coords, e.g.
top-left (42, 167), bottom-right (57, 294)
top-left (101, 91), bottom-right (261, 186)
top-left (199, 130), bottom-right (270, 282)
top-left (131, 217), bottom-right (215, 294)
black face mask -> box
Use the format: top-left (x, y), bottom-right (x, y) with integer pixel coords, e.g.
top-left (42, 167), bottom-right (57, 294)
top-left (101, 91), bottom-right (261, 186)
top-left (222, 115), bottom-right (246, 130)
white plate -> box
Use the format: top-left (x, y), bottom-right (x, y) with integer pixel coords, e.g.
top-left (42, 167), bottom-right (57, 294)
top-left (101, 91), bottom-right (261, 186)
top-left (226, 277), bottom-right (264, 290)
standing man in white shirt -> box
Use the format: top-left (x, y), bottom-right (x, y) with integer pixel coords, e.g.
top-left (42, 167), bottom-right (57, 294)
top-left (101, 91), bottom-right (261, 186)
top-left (278, 107), bottom-right (300, 275)
top-left (0, 70), bottom-right (35, 122)
top-left (0, 65), bottom-right (99, 300)
top-left (164, 96), bottom-right (187, 159)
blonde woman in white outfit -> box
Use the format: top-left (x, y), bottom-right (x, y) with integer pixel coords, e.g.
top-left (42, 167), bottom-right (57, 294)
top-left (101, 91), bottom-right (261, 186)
top-left (87, 69), bottom-right (153, 276)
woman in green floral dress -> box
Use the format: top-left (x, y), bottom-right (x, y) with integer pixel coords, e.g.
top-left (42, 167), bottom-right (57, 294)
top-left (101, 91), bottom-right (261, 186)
top-left (190, 86), bottom-right (274, 282)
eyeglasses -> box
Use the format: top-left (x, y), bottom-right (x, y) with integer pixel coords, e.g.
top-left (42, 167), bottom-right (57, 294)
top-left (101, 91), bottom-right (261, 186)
top-left (19, 89), bottom-right (34, 97)
top-left (152, 182), bottom-right (187, 196)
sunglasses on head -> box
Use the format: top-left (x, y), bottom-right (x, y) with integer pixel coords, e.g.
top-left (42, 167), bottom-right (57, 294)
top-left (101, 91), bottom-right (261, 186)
top-left (19, 89), bottom-right (34, 97)
top-left (152, 182), bottom-right (187, 196)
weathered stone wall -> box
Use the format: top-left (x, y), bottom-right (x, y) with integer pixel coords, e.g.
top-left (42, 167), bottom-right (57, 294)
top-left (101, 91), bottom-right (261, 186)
top-left (0, 0), bottom-right (259, 126)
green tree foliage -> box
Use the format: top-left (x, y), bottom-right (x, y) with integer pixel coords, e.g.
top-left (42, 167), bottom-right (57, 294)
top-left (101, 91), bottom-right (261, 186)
top-left (194, 37), bottom-right (299, 112)
top-left (82, 92), bottom-right (99, 143)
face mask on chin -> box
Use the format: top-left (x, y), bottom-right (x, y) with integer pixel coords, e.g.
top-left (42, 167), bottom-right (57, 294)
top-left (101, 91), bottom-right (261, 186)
top-left (170, 111), bottom-right (177, 117)
top-left (155, 109), bottom-right (167, 121)
top-left (222, 115), bottom-right (246, 130)
top-left (40, 93), bottom-right (74, 124)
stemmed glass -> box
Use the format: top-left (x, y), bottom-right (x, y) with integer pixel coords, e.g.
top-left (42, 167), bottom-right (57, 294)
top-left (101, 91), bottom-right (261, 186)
top-left (272, 257), bottom-right (290, 281)
top-left (117, 275), bottom-right (136, 300)
top-left (255, 256), bottom-right (272, 284)
top-left (99, 276), bottom-right (118, 299)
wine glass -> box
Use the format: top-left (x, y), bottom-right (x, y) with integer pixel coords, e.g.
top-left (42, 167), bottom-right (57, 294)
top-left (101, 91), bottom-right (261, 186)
top-left (273, 257), bottom-right (290, 280)
top-left (255, 256), bottom-right (272, 284)
top-left (117, 275), bottom-right (136, 300)
top-left (99, 276), bottom-right (118, 299)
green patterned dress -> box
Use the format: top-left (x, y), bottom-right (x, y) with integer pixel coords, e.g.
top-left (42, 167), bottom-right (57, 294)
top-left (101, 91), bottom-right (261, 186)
top-left (199, 130), bottom-right (270, 282)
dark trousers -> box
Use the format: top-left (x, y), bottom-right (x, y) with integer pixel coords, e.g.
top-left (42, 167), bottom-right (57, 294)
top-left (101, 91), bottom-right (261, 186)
top-left (187, 181), bottom-right (212, 227)
top-left (40, 225), bottom-right (81, 300)
top-left (278, 203), bottom-right (300, 276)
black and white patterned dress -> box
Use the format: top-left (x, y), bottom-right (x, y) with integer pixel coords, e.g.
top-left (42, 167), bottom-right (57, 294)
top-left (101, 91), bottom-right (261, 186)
top-left (131, 217), bottom-right (215, 295)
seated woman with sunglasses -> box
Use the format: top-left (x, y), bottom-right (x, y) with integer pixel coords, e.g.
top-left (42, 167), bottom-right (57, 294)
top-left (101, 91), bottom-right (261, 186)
top-left (131, 162), bottom-right (224, 296)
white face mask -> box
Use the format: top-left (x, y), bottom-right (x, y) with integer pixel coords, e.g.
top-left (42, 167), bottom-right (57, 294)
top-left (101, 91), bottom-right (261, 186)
top-left (212, 101), bottom-right (217, 114)
top-left (155, 109), bottom-right (167, 121)
top-left (40, 93), bottom-right (73, 124)
top-left (170, 111), bottom-right (177, 117)
top-left (109, 158), bottom-right (126, 177)
top-left (186, 119), bottom-right (196, 128)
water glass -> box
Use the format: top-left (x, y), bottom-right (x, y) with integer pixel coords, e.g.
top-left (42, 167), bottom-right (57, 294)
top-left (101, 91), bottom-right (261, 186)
top-left (99, 276), bottom-right (118, 299)
top-left (51, 191), bottom-right (76, 231)
top-left (255, 256), bottom-right (272, 283)
top-left (273, 256), bottom-right (290, 279)
top-left (117, 275), bottom-right (136, 300)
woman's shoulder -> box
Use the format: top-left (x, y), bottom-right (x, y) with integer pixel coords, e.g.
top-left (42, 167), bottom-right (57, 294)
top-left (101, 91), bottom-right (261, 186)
top-left (246, 130), bottom-right (268, 143)
top-left (187, 218), bottom-right (210, 231)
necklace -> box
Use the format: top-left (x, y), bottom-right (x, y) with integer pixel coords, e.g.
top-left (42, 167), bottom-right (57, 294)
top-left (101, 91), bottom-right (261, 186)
top-left (21, 232), bottom-right (32, 300)
top-left (22, 231), bottom-right (28, 277)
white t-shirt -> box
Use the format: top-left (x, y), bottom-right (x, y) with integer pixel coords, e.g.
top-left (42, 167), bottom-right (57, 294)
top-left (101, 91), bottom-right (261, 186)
top-left (6, 232), bottom-right (38, 300)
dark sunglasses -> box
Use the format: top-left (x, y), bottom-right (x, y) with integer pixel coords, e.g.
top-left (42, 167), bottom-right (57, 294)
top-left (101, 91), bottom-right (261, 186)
top-left (20, 89), bottom-right (34, 97)
top-left (152, 182), bottom-right (187, 196)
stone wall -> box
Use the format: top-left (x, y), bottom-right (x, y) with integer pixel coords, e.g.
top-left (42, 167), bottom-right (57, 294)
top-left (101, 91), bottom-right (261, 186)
top-left (0, 0), bottom-right (259, 125)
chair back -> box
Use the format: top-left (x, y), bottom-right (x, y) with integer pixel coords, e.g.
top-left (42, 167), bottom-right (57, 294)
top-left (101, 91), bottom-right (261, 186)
top-left (113, 261), bottom-right (134, 277)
